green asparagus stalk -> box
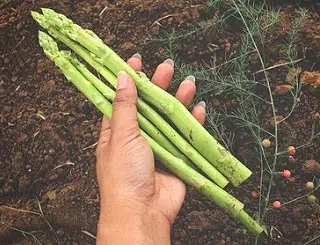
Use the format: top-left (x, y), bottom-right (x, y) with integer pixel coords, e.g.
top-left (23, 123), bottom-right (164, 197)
top-left (38, 30), bottom-right (263, 234)
top-left (38, 8), bottom-right (252, 186)
top-left (31, 11), bottom-right (229, 188)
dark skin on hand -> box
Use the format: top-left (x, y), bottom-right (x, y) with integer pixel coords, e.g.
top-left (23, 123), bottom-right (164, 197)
top-left (96, 54), bottom-right (206, 245)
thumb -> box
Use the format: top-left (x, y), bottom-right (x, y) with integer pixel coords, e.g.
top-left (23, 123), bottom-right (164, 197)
top-left (111, 71), bottom-right (139, 143)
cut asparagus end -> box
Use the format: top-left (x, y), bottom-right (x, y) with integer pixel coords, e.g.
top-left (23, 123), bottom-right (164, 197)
top-left (238, 210), bottom-right (264, 234)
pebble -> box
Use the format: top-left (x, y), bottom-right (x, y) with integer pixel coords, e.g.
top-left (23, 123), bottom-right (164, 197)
top-left (9, 16), bottom-right (15, 23)
top-left (17, 22), bottom-right (23, 30)
top-left (11, 76), bottom-right (18, 82)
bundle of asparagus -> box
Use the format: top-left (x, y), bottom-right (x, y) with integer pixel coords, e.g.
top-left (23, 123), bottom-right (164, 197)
top-left (31, 9), bottom-right (263, 234)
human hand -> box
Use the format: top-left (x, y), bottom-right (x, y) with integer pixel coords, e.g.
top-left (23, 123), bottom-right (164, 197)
top-left (96, 54), bottom-right (206, 244)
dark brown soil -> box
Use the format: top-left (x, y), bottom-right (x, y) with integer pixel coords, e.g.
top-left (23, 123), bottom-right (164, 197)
top-left (1, 0), bottom-right (319, 244)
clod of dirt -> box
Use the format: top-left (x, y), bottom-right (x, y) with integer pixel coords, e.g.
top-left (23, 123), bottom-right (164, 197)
top-left (120, 41), bottom-right (136, 51)
top-left (46, 190), bottom-right (57, 200)
top-left (40, 79), bottom-right (55, 93)
top-left (302, 159), bottom-right (320, 175)
top-left (286, 67), bottom-right (301, 85)
top-left (300, 71), bottom-right (320, 88)
top-left (272, 84), bottom-right (294, 95)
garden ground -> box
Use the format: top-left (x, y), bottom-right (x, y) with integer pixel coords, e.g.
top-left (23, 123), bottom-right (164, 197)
top-left (0, 0), bottom-right (319, 244)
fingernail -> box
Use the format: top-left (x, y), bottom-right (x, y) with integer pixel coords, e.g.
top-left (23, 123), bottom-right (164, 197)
top-left (185, 75), bottom-right (196, 83)
top-left (163, 58), bottom-right (174, 67)
top-left (197, 101), bottom-right (206, 109)
top-left (117, 71), bottom-right (128, 89)
top-left (131, 53), bottom-right (142, 60)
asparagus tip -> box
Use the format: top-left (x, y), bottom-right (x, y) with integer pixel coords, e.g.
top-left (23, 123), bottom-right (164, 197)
top-left (31, 11), bottom-right (42, 22)
top-left (41, 7), bottom-right (54, 16)
top-left (38, 31), bottom-right (59, 60)
top-left (31, 10), bottom-right (50, 30)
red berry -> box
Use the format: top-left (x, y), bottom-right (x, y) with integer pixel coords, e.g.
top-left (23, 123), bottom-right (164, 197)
top-left (272, 201), bottom-right (281, 209)
top-left (251, 191), bottom-right (259, 199)
top-left (282, 169), bottom-right (291, 179)
top-left (287, 146), bottom-right (296, 155)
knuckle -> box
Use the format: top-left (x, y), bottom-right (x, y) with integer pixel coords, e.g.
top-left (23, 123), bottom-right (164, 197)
top-left (113, 94), bottom-right (136, 109)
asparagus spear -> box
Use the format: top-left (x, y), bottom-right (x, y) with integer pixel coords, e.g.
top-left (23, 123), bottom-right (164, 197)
top-left (37, 8), bottom-right (252, 186)
top-left (31, 11), bottom-right (229, 188)
top-left (38, 30), bottom-right (262, 234)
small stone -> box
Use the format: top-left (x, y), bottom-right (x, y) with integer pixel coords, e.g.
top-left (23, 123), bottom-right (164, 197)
top-left (312, 112), bottom-right (320, 120)
top-left (17, 22), bottom-right (23, 30)
top-left (11, 76), bottom-right (18, 82)
top-left (103, 34), bottom-right (116, 44)
top-left (47, 190), bottom-right (57, 200)
top-left (9, 16), bottom-right (15, 23)
top-left (42, 79), bottom-right (55, 92)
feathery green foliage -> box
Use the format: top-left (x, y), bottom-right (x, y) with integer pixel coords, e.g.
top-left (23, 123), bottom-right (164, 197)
top-left (149, 0), bottom-right (314, 241)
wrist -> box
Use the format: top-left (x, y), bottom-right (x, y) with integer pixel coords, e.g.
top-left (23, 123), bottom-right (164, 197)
top-left (97, 199), bottom-right (171, 245)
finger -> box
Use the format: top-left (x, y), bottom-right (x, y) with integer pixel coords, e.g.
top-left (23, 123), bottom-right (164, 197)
top-left (111, 71), bottom-right (140, 143)
top-left (151, 59), bottom-right (174, 90)
top-left (175, 75), bottom-right (196, 107)
top-left (191, 102), bottom-right (206, 125)
top-left (127, 53), bottom-right (142, 71)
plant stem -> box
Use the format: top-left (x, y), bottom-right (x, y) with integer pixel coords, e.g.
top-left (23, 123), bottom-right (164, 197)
top-left (31, 11), bottom-right (229, 188)
top-left (38, 8), bottom-right (252, 187)
top-left (38, 30), bottom-right (262, 234)
top-left (231, 1), bottom-right (279, 242)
